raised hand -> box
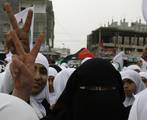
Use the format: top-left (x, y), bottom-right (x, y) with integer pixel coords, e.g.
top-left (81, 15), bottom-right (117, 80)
top-left (10, 30), bottom-right (44, 101)
top-left (3, 3), bottom-right (33, 53)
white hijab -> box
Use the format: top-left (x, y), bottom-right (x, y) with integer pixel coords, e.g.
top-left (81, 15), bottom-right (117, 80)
top-left (139, 71), bottom-right (147, 79)
top-left (53, 68), bottom-right (75, 105)
top-left (47, 67), bottom-right (58, 106)
top-left (48, 67), bottom-right (58, 77)
top-left (127, 64), bottom-right (141, 72)
top-left (120, 70), bottom-right (145, 107)
top-left (0, 93), bottom-right (39, 120)
top-left (128, 88), bottom-right (147, 120)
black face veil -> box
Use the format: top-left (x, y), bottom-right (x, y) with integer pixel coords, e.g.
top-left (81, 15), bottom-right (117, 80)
top-left (55, 58), bottom-right (125, 120)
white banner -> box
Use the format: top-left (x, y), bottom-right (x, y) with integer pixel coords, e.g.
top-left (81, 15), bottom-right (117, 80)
top-left (15, 6), bottom-right (34, 49)
top-left (142, 0), bottom-right (147, 22)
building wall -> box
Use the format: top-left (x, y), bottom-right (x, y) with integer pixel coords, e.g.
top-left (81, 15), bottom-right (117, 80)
top-left (0, 0), bottom-right (19, 51)
top-left (87, 20), bottom-right (147, 59)
top-left (0, 0), bottom-right (54, 52)
top-left (19, 0), bottom-right (54, 48)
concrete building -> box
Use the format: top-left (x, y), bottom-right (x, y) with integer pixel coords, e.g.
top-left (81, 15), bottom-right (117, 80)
top-left (87, 19), bottom-right (147, 60)
top-left (0, 0), bottom-right (54, 52)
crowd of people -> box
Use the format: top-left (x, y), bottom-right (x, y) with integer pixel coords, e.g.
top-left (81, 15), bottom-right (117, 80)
top-left (1, 2), bottom-right (147, 120)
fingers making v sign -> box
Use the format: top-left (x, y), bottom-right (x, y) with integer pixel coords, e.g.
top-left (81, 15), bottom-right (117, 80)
top-left (3, 3), bottom-right (33, 53)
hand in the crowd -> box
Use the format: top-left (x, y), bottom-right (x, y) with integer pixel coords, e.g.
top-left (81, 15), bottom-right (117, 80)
top-left (3, 3), bottom-right (33, 53)
top-left (10, 30), bottom-right (44, 101)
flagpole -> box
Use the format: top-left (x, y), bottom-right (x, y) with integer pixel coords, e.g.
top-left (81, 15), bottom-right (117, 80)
top-left (30, 5), bottom-right (34, 50)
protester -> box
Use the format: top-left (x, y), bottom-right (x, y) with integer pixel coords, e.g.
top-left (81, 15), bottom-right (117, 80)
top-left (120, 70), bottom-right (145, 119)
top-left (29, 53), bottom-right (50, 119)
top-left (48, 67), bottom-right (58, 107)
top-left (54, 58), bottom-right (125, 120)
top-left (2, 3), bottom-right (55, 120)
top-left (48, 67), bottom-right (58, 93)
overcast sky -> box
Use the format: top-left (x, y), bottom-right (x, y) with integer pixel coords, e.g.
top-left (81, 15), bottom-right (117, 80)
top-left (52, 0), bottom-right (145, 54)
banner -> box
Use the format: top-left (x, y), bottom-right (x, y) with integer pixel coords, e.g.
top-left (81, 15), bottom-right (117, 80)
top-left (142, 0), bottom-right (147, 22)
top-left (15, 6), bottom-right (34, 49)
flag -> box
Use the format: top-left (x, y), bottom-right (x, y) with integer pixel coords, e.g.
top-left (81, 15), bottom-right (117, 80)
top-left (142, 0), bottom-right (147, 22)
top-left (78, 48), bottom-right (95, 59)
top-left (15, 6), bottom-right (34, 49)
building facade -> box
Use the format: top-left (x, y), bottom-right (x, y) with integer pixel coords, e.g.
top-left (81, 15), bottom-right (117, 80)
top-left (87, 19), bottom-right (147, 59)
top-left (0, 0), bottom-right (54, 52)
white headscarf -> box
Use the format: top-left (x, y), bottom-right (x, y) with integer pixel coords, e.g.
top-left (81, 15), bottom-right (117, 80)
top-left (47, 67), bottom-right (58, 106)
top-left (35, 53), bottom-right (49, 72)
top-left (139, 72), bottom-right (147, 79)
top-left (120, 70), bottom-right (145, 107)
top-left (53, 68), bottom-right (75, 105)
top-left (0, 93), bottom-right (39, 120)
top-left (127, 64), bottom-right (141, 72)
top-left (128, 88), bottom-right (147, 120)
top-left (48, 67), bottom-right (58, 77)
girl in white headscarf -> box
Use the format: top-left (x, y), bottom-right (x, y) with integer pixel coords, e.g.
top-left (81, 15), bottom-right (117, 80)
top-left (120, 70), bottom-right (145, 119)
top-left (29, 53), bottom-right (51, 119)
top-left (47, 67), bottom-right (58, 107)
top-left (0, 93), bottom-right (39, 120)
top-left (120, 70), bottom-right (145, 107)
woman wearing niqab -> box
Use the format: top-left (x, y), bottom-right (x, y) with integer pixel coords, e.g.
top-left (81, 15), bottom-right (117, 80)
top-left (54, 58), bottom-right (125, 120)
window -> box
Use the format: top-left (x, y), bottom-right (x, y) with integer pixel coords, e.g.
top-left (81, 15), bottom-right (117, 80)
top-left (124, 37), bottom-right (129, 45)
top-left (139, 37), bottom-right (144, 46)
